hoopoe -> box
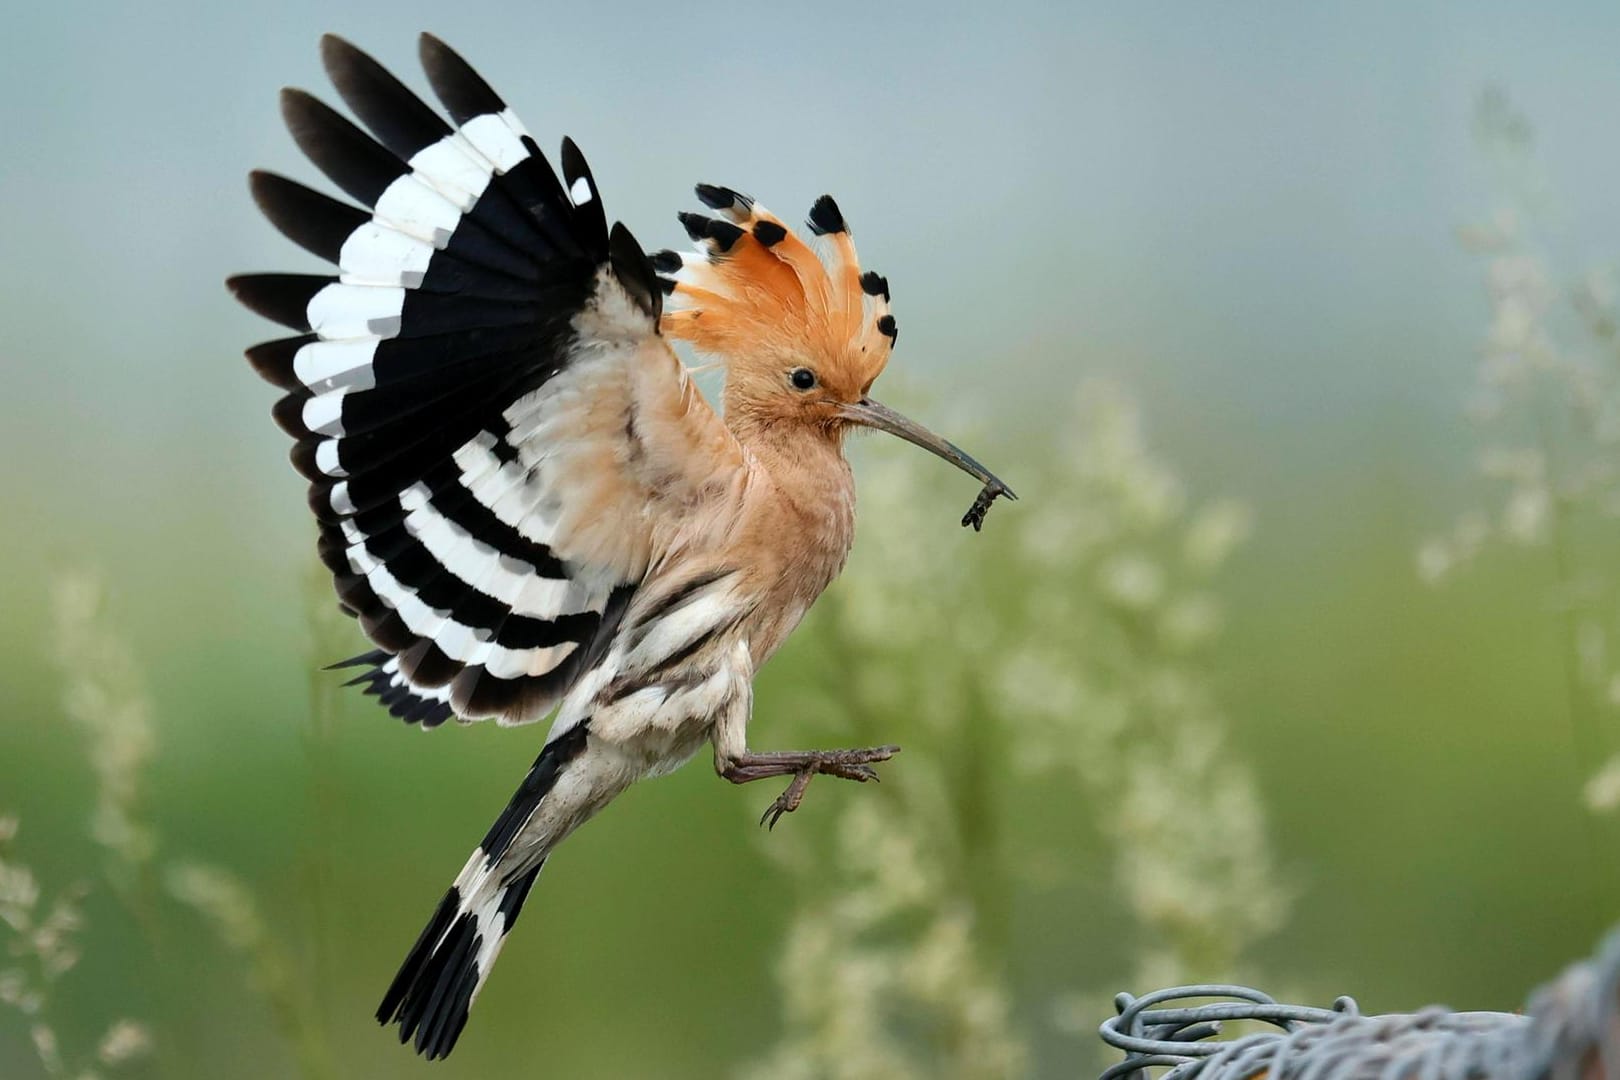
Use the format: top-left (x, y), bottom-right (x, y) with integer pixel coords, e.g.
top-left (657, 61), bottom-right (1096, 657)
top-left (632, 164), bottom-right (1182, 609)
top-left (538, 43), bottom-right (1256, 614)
top-left (229, 34), bottom-right (1014, 1060)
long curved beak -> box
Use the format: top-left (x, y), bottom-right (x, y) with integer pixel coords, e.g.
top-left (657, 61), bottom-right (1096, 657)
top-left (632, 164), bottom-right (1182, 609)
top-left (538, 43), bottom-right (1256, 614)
top-left (837, 398), bottom-right (1017, 503)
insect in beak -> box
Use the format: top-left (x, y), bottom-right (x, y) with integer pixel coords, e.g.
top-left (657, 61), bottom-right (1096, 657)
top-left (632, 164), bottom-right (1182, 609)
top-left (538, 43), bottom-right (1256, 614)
top-left (836, 398), bottom-right (1017, 530)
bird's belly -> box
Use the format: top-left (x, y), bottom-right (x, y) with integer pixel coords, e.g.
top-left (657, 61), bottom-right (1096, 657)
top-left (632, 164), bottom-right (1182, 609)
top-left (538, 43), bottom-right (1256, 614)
top-left (581, 659), bottom-right (749, 778)
top-left (590, 693), bottom-right (711, 775)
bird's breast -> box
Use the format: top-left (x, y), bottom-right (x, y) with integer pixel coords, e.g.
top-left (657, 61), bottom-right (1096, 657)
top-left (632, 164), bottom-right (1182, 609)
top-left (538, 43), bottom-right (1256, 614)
top-left (561, 436), bottom-right (855, 728)
top-left (732, 464), bottom-right (857, 667)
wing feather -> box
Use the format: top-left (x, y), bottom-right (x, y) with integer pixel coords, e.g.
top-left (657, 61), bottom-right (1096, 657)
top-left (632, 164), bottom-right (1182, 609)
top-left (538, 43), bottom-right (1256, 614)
top-left (234, 34), bottom-right (746, 725)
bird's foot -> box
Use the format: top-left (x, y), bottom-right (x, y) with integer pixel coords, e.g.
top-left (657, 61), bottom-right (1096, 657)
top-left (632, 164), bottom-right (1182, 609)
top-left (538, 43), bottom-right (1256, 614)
top-left (719, 746), bottom-right (900, 829)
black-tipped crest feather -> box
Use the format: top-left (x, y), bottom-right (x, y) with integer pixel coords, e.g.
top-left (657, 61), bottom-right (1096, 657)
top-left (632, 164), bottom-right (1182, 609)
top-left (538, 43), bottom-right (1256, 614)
top-left (752, 219), bottom-right (787, 247)
top-left (694, 182), bottom-right (753, 214)
top-left (678, 211), bottom-right (713, 243)
top-left (860, 270), bottom-right (890, 301)
top-left (806, 194), bottom-right (846, 235)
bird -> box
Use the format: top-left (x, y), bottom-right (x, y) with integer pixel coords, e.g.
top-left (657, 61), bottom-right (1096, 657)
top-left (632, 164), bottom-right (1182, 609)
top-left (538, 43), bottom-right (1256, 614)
top-left (228, 33), bottom-right (1015, 1060)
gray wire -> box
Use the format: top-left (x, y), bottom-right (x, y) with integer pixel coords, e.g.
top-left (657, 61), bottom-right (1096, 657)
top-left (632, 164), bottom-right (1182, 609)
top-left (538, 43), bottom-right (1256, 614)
top-left (1098, 927), bottom-right (1620, 1080)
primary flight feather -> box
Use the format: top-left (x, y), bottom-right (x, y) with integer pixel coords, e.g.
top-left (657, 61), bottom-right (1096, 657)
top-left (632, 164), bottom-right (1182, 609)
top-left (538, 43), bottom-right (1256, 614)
top-left (230, 32), bottom-right (1015, 1060)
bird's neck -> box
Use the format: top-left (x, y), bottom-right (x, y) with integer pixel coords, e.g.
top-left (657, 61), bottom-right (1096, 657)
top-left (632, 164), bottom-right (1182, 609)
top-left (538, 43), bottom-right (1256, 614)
top-left (727, 412), bottom-right (858, 652)
top-left (729, 412), bottom-right (854, 505)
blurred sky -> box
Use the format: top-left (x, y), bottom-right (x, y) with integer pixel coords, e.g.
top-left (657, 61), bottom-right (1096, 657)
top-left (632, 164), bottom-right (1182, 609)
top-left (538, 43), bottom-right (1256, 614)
top-left (8, 0), bottom-right (1620, 606)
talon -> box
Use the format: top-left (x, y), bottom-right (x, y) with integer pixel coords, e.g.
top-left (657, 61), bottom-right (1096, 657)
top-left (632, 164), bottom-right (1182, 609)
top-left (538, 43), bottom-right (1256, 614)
top-left (759, 768), bottom-right (813, 829)
top-left (731, 745), bottom-right (900, 825)
top-left (760, 795), bottom-right (793, 830)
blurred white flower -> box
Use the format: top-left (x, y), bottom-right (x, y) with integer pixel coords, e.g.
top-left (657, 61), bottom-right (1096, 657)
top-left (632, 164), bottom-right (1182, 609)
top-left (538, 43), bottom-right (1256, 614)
top-left (1424, 86), bottom-right (1620, 831)
top-left (50, 573), bottom-right (157, 870)
top-left (0, 969), bottom-right (29, 1009)
top-left (1501, 484), bottom-right (1551, 544)
top-left (1416, 539), bottom-right (1453, 585)
top-left (166, 863), bottom-right (266, 954)
top-left (6, 588), bottom-right (158, 1080)
top-left (1585, 755), bottom-right (1620, 813)
top-left (1183, 500), bottom-right (1252, 573)
top-left (0, 858), bottom-right (39, 920)
top-left (1159, 594), bottom-right (1223, 652)
top-left (31, 1023), bottom-right (61, 1074)
top-left (1098, 553), bottom-right (1166, 612)
top-left (96, 1019), bottom-right (152, 1067)
top-left (1488, 297), bottom-right (1539, 353)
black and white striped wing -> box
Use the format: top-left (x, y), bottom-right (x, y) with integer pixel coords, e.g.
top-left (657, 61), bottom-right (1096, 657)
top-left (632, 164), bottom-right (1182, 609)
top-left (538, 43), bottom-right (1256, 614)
top-left (231, 35), bottom-right (744, 728)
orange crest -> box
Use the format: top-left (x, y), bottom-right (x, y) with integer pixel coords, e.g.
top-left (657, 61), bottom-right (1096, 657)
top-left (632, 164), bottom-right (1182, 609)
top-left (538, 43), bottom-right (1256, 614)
top-left (652, 187), bottom-right (897, 400)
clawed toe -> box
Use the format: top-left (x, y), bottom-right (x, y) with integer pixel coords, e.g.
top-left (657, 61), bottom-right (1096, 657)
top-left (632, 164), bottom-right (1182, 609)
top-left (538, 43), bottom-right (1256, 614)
top-left (828, 745), bottom-right (900, 767)
top-left (760, 799), bottom-right (790, 830)
top-left (760, 768), bottom-right (813, 829)
top-left (814, 745), bottom-right (896, 782)
top-left (730, 745), bottom-right (901, 828)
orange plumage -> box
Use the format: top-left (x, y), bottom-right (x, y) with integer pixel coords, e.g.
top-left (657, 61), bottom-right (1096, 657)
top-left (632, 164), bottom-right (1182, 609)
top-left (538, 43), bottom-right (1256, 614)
top-left (657, 189), bottom-right (895, 411)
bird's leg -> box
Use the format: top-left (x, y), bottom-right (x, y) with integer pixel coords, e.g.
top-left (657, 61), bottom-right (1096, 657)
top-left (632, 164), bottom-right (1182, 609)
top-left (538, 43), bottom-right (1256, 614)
top-left (716, 746), bottom-right (901, 829)
top-left (710, 666), bottom-right (899, 828)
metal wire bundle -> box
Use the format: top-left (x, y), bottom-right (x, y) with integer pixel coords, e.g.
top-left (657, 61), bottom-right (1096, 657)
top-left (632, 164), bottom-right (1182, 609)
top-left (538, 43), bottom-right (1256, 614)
top-left (1099, 927), bottom-right (1620, 1080)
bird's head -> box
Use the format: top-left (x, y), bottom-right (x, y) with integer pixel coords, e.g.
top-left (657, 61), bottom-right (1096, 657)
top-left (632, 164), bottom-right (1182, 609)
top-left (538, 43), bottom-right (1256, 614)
top-left (655, 185), bottom-right (1013, 504)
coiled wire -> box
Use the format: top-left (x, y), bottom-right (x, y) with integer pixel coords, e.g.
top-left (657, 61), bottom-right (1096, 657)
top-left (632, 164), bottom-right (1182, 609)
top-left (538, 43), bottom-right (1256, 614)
top-left (1099, 927), bottom-right (1620, 1080)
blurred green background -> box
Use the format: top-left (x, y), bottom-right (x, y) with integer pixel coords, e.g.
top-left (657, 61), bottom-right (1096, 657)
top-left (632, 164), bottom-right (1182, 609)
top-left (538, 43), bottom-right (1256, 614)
top-left (4, 2), bottom-right (1619, 1077)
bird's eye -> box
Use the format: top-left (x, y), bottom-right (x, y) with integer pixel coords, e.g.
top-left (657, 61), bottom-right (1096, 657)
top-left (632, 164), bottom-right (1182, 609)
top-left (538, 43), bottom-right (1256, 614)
top-left (789, 368), bottom-right (817, 391)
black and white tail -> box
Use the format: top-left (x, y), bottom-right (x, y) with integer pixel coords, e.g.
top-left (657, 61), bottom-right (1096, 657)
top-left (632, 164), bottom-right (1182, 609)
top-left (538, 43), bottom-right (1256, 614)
top-left (377, 724), bottom-right (589, 1058)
